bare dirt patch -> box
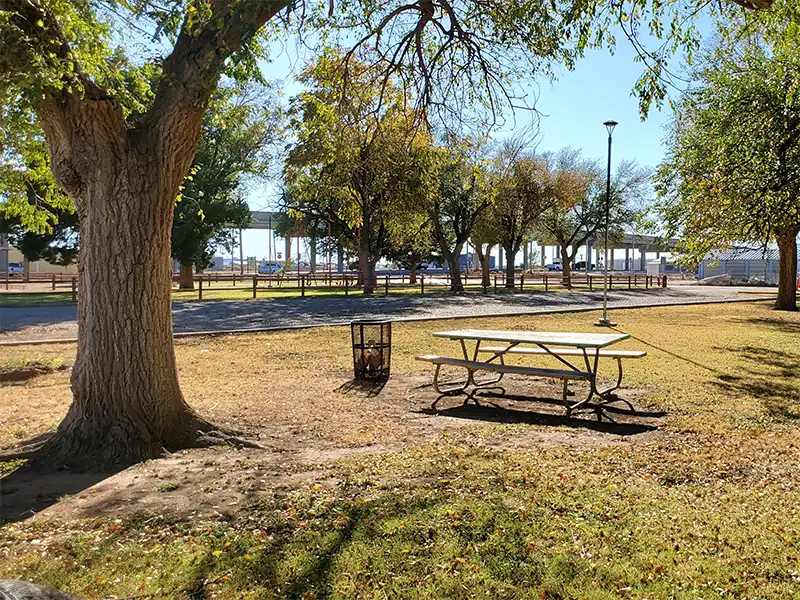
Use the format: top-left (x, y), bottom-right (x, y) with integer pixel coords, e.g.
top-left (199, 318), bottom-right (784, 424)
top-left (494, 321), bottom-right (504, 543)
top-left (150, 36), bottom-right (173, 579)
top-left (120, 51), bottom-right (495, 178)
top-left (0, 367), bottom-right (661, 523)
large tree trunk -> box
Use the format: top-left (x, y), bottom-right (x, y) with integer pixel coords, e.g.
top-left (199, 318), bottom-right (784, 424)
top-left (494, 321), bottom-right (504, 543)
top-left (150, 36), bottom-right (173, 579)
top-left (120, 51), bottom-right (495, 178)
top-left (775, 227), bottom-right (798, 311)
top-left (445, 242), bottom-right (465, 292)
top-left (560, 244), bottom-right (572, 288)
top-left (409, 262), bottom-right (417, 284)
top-left (504, 244), bottom-right (516, 289)
top-left (476, 244), bottom-right (493, 287)
top-left (32, 97), bottom-right (254, 471)
top-left (359, 238), bottom-right (375, 295)
top-left (179, 262), bottom-right (194, 290)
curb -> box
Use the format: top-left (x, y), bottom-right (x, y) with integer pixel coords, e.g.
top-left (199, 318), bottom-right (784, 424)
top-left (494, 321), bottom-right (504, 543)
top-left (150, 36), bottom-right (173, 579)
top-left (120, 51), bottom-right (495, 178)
top-left (0, 295), bottom-right (775, 347)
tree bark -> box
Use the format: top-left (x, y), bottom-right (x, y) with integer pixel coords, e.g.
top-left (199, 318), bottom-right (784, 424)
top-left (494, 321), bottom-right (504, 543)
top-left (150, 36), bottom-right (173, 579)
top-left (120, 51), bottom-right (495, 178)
top-left (444, 242), bottom-right (465, 292)
top-left (504, 244), bottom-right (516, 288)
top-left (31, 96), bottom-right (255, 471)
top-left (476, 244), bottom-right (493, 287)
top-left (775, 227), bottom-right (798, 311)
top-left (409, 262), bottom-right (417, 284)
top-left (359, 238), bottom-right (375, 295)
top-left (179, 262), bottom-right (194, 290)
top-left (560, 244), bottom-right (573, 288)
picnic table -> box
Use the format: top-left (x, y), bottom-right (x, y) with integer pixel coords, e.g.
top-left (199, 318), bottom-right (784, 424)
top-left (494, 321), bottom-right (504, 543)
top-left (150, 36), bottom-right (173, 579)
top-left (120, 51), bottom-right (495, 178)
top-left (417, 329), bottom-right (643, 419)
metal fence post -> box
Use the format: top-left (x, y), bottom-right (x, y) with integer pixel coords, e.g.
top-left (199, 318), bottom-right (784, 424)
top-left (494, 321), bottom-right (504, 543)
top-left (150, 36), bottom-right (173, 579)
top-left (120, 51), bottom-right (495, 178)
top-left (198, 277), bottom-right (203, 300)
top-left (421, 274), bottom-right (425, 295)
top-left (384, 275), bottom-right (389, 297)
top-left (71, 277), bottom-right (77, 303)
top-left (589, 275), bottom-right (593, 291)
top-left (493, 274), bottom-right (497, 292)
top-left (301, 274), bottom-right (305, 297)
top-left (628, 275), bottom-right (631, 290)
top-left (345, 276), bottom-right (349, 296)
top-left (252, 276), bottom-right (257, 299)
top-left (646, 275), bottom-right (650, 289)
top-left (662, 275), bottom-right (667, 288)
top-left (52, 273), bottom-right (56, 291)
top-left (545, 274), bottom-right (548, 292)
top-left (519, 274), bottom-right (524, 292)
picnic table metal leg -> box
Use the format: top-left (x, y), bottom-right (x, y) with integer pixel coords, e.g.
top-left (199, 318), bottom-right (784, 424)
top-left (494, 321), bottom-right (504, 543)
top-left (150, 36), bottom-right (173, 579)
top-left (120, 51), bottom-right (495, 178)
top-left (559, 349), bottom-right (599, 419)
top-left (447, 339), bottom-right (505, 400)
top-left (595, 359), bottom-right (635, 411)
top-left (431, 364), bottom-right (470, 409)
top-left (562, 350), bottom-right (635, 420)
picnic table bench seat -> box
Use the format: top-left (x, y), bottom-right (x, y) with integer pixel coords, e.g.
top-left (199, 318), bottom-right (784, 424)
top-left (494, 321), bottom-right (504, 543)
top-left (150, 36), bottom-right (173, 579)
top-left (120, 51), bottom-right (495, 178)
top-left (415, 355), bottom-right (592, 380)
top-left (415, 354), bottom-right (591, 409)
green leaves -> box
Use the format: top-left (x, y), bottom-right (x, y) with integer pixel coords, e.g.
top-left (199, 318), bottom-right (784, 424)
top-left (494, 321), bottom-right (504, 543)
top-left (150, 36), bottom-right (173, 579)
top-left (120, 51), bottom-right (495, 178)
top-left (656, 31), bottom-right (800, 266)
top-left (171, 83), bottom-right (279, 267)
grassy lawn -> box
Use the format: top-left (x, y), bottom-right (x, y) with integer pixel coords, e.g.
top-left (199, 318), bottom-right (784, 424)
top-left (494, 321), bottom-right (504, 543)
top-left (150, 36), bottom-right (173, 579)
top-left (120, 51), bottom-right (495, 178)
top-left (0, 293), bottom-right (75, 307)
top-left (1, 301), bottom-right (799, 598)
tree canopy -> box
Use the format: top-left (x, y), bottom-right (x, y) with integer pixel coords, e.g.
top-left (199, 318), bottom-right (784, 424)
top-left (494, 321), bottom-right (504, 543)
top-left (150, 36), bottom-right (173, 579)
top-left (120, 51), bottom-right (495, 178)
top-left (284, 50), bottom-right (435, 293)
top-left (172, 85), bottom-right (280, 286)
top-left (420, 138), bottom-right (491, 291)
top-left (536, 153), bottom-right (648, 285)
top-left (656, 30), bottom-right (800, 310)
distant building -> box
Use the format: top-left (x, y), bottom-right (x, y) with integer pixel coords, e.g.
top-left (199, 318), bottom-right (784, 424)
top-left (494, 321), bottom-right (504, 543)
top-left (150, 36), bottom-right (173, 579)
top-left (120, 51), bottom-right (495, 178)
top-left (0, 236), bottom-right (78, 274)
top-left (440, 253), bottom-right (494, 271)
top-left (699, 246), bottom-right (800, 281)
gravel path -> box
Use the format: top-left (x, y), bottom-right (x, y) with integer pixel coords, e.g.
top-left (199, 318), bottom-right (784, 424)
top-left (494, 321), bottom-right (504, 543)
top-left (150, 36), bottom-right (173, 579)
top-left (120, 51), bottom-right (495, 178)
top-left (0, 285), bottom-right (774, 343)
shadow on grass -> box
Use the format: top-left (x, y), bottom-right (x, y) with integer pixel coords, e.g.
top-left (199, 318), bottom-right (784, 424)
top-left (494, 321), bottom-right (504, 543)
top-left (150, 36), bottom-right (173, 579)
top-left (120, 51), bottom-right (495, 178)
top-left (711, 345), bottom-right (800, 420)
top-left (430, 394), bottom-right (661, 437)
top-left (181, 497), bottom-right (435, 600)
top-left (730, 316), bottom-right (800, 334)
top-left (0, 462), bottom-right (114, 524)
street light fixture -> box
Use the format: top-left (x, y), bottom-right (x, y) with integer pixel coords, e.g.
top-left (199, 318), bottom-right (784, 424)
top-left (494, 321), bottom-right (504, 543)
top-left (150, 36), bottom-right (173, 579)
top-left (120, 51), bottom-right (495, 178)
top-left (595, 120), bottom-right (618, 328)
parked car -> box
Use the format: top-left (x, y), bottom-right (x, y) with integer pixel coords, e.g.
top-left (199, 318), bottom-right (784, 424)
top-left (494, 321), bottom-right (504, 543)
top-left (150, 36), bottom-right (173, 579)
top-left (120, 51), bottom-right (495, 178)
top-left (573, 261), bottom-right (596, 271)
top-left (545, 262), bottom-right (562, 272)
top-left (7, 262), bottom-right (23, 275)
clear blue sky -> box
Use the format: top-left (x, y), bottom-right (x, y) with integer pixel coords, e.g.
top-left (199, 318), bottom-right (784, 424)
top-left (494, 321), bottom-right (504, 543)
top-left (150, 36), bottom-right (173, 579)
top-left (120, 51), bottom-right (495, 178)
top-left (237, 31), bottom-right (682, 261)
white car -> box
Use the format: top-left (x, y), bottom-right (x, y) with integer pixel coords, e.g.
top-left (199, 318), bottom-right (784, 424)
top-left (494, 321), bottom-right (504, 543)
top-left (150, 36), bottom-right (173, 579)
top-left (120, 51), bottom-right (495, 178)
top-left (7, 262), bottom-right (23, 275)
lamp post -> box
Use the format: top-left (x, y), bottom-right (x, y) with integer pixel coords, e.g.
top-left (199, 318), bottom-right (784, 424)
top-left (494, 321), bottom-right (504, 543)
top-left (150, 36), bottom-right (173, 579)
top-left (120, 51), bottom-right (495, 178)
top-left (596, 120), bottom-right (618, 327)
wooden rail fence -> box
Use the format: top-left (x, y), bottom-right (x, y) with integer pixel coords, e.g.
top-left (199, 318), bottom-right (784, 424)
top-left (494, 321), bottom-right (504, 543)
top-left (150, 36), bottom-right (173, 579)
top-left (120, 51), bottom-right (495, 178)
top-left (2, 271), bottom-right (668, 304)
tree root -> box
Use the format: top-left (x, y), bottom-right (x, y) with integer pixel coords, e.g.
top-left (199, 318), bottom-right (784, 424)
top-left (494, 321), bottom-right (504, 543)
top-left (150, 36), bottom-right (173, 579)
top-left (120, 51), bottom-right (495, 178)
top-left (0, 432), bottom-right (53, 462)
top-left (13, 418), bottom-right (263, 473)
top-left (180, 419), bottom-right (265, 451)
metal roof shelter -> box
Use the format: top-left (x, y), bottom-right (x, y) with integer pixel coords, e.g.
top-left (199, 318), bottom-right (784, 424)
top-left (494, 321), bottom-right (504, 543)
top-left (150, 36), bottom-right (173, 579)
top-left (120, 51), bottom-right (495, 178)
top-left (699, 244), bottom-right (800, 280)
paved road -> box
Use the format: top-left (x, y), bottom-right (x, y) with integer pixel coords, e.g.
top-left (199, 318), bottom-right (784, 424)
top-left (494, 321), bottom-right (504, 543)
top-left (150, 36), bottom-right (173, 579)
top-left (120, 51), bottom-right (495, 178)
top-left (0, 285), bottom-right (774, 343)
